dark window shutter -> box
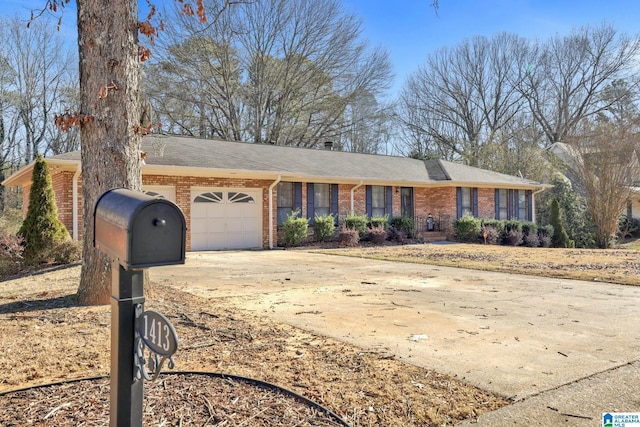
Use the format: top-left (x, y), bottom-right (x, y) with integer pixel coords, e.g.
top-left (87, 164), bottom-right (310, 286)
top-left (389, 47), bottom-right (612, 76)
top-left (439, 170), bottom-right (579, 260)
top-left (526, 190), bottom-right (533, 221)
top-left (495, 189), bottom-right (500, 219)
top-left (456, 187), bottom-right (462, 218)
top-left (294, 182), bottom-right (302, 212)
top-left (386, 186), bottom-right (393, 219)
top-left (365, 185), bottom-right (372, 217)
top-left (307, 183), bottom-right (314, 224)
top-left (510, 190), bottom-right (516, 220)
top-left (473, 188), bottom-right (478, 217)
top-left (331, 184), bottom-right (339, 223)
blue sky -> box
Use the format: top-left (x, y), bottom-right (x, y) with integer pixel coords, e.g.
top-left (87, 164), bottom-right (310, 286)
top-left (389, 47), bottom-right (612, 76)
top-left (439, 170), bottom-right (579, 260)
top-left (342, 0), bottom-right (640, 94)
top-left (5, 0), bottom-right (640, 97)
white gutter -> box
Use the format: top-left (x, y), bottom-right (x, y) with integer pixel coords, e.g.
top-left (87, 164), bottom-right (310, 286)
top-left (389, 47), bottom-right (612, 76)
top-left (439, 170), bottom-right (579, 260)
top-left (531, 187), bottom-right (547, 224)
top-left (268, 175), bottom-right (282, 249)
top-left (72, 163), bottom-right (81, 240)
top-left (350, 180), bottom-right (364, 214)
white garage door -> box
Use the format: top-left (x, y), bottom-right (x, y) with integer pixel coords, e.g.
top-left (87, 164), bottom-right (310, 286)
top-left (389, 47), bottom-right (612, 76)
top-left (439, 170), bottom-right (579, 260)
top-left (191, 189), bottom-right (262, 250)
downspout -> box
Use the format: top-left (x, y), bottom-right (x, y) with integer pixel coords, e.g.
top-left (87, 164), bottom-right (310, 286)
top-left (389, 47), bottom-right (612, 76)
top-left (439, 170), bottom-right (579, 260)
top-left (268, 175), bottom-right (282, 249)
top-left (350, 180), bottom-right (364, 214)
top-left (72, 163), bottom-right (81, 240)
top-left (531, 187), bottom-right (546, 224)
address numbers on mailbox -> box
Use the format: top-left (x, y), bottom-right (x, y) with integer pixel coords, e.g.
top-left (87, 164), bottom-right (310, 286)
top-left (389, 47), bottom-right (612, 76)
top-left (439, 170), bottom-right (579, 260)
top-left (136, 310), bottom-right (178, 357)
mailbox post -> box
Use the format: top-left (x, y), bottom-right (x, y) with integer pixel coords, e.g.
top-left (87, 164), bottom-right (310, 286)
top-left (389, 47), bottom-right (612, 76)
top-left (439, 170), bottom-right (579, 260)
top-left (94, 189), bottom-right (186, 427)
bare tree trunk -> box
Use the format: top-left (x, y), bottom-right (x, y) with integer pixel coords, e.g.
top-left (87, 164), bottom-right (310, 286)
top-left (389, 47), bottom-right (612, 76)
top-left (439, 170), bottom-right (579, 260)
top-left (76, 0), bottom-right (143, 305)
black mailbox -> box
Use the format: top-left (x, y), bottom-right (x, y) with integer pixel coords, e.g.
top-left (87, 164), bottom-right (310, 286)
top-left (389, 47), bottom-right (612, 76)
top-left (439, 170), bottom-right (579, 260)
top-left (95, 188), bottom-right (186, 269)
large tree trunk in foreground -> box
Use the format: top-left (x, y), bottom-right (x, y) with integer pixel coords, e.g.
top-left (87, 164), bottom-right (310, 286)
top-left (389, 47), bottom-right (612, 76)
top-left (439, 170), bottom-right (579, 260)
top-left (76, 0), bottom-right (143, 305)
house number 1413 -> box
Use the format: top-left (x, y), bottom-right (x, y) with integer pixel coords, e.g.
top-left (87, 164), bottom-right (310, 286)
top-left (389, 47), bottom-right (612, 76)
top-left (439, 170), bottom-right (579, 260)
top-left (136, 310), bottom-right (179, 357)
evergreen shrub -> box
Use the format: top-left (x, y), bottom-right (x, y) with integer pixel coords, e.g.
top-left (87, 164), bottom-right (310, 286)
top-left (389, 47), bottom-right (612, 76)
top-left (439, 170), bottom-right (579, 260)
top-left (453, 215), bottom-right (481, 242)
top-left (344, 214), bottom-right (367, 237)
top-left (369, 215), bottom-right (389, 230)
top-left (389, 216), bottom-right (415, 238)
top-left (313, 214), bottom-right (336, 242)
top-left (17, 155), bottom-right (71, 265)
top-left (283, 211), bottom-right (308, 246)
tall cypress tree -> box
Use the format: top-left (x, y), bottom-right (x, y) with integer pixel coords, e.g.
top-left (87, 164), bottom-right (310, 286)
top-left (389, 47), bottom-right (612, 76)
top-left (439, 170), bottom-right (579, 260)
top-left (550, 199), bottom-right (570, 248)
top-left (18, 155), bottom-right (70, 264)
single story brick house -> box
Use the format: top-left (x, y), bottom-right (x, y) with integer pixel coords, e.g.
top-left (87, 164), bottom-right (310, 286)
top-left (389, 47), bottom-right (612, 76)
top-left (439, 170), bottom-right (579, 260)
top-left (3, 135), bottom-right (549, 251)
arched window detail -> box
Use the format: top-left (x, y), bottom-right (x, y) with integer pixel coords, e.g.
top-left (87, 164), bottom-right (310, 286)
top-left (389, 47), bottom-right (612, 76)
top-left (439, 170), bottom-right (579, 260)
top-left (228, 192), bottom-right (255, 203)
top-left (194, 192), bottom-right (223, 203)
top-left (144, 191), bottom-right (165, 199)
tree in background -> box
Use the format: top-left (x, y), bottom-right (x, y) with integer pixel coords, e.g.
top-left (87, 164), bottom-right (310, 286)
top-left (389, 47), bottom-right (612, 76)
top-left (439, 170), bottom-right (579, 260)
top-left (517, 24), bottom-right (640, 145)
top-left (17, 154), bottom-right (70, 264)
top-left (566, 120), bottom-right (640, 248)
top-left (145, 0), bottom-right (393, 151)
top-left (398, 33), bottom-right (527, 167)
top-left (398, 24), bottom-right (640, 175)
top-left (0, 17), bottom-right (78, 162)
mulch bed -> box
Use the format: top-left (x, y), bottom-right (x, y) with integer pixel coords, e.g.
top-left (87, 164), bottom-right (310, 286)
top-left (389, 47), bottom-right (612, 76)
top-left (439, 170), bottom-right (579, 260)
top-left (0, 373), bottom-right (348, 426)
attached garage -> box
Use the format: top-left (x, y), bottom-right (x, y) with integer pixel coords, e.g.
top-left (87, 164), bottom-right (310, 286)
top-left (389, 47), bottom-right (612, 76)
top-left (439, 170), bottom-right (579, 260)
top-left (190, 188), bottom-right (262, 250)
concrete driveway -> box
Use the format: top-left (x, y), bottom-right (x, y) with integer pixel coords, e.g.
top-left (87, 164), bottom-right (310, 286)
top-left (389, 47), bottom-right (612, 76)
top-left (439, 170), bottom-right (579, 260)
top-left (150, 250), bottom-right (640, 422)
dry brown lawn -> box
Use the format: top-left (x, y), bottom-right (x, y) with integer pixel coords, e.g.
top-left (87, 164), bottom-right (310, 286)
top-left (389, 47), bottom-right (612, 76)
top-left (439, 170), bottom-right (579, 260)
top-left (320, 243), bottom-right (640, 286)
top-left (0, 243), bottom-right (637, 425)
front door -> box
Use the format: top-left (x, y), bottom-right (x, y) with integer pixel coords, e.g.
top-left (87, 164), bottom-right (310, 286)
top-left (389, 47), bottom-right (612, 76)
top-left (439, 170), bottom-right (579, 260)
top-left (401, 187), bottom-right (414, 218)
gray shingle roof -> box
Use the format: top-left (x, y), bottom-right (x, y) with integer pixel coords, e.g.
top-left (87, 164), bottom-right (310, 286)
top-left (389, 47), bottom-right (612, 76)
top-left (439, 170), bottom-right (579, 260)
top-left (49, 134), bottom-right (545, 188)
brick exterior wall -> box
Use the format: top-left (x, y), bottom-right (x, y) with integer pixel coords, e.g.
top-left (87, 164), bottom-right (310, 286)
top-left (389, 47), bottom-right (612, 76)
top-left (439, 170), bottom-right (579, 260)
top-left (51, 171), bottom-right (75, 236)
top-left (477, 187), bottom-right (496, 219)
top-left (43, 169), bottom-right (532, 250)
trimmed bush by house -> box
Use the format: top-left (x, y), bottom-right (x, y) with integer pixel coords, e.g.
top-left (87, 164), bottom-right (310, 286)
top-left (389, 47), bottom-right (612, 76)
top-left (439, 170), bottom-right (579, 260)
top-left (453, 214), bottom-right (481, 243)
top-left (521, 222), bottom-right (539, 247)
top-left (504, 229), bottom-right (524, 246)
top-left (389, 216), bottom-right (415, 238)
top-left (52, 240), bottom-right (82, 264)
top-left (338, 225), bottom-right (360, 247)
top-left (482, 219), bottom-right (505, 238)
top-left (369, 215), bottom-right (389, 230)
top-left (367, 226), bottom-right (387, 245)
top-left (313, 214), bottom-right (336, 242)
top-left (523, 233), bottom-right (540, 247)
top-left (539, 224), bottom-right (554, 239)
top-left (388, 226), bottom-right (408, 244)
top-left (539, 234), bottom-right (552, 248)
top-left (344, 214), bottom-right (368, 237)
top-left (480, 225), bottom-right (500, 245)
top-left (503, 220), bottom-right (522, 233)
top-left (283, 211), bottom-right (309, 246)
top-left (521, 222), bottom-right (538, 237)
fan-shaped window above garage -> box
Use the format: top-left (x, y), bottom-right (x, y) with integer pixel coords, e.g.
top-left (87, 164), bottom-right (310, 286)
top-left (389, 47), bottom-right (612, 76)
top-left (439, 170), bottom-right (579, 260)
top-left (194, 192), bottom-right (223, 203)
top-left (228, 192), bottom-right (255, 203)
top-left (144, 191), bottom-right (165, 199)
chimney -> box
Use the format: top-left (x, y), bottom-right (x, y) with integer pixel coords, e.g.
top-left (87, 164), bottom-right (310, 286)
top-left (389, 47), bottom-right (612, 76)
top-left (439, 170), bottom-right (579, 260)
top-left (324, 141), bottom-right (333, 150)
